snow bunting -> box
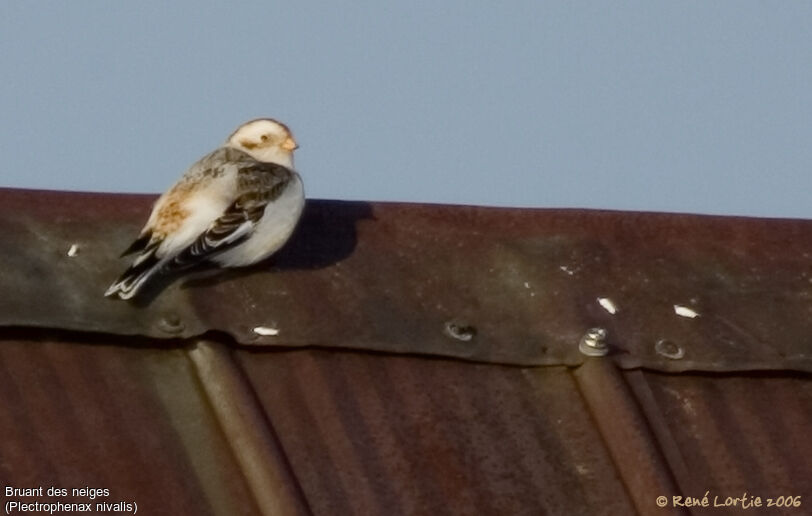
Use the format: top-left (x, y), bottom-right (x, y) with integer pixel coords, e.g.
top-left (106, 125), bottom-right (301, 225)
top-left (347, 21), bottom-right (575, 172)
top-left (105, 118), bottom-right (304, 300)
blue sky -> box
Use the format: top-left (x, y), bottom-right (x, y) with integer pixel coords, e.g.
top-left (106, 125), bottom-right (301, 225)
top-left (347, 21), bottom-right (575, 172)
top-left (1, 2), bottom-right (810, 218)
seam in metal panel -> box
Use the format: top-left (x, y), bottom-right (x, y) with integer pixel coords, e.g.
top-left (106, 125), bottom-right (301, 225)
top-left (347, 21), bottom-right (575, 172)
top-left (574, 358), bottom-right (688, 516)
top-left (188, 340), bottom-right (312, 516)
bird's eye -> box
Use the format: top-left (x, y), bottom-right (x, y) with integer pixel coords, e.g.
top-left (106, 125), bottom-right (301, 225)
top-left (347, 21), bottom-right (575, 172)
top-left (260, 134), bottom-right (269, 142)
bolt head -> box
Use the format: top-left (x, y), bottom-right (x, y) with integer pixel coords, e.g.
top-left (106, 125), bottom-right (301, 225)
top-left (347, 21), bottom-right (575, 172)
top-left (579, 327), bottom-right (609, 357)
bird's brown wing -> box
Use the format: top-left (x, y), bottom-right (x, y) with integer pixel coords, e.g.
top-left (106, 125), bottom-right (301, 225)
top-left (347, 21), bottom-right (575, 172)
top-left (170, 161), bottom-right (294, 267)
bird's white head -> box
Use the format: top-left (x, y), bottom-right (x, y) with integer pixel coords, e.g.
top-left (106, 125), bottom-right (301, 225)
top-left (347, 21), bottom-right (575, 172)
top-left (226, 118), bottom-right (298, 168)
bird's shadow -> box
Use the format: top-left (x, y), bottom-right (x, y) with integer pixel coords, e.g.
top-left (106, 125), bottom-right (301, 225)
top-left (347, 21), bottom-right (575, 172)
top-left (126, 200), bottom-right (374, 307)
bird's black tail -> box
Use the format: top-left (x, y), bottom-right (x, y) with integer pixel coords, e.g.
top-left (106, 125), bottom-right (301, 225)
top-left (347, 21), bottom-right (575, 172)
top-left (105, 248), bottom-right (163, 300)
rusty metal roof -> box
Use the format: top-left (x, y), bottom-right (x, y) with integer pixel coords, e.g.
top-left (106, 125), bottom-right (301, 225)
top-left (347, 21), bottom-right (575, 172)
top-left (1, 187), bottom-right (810, 515)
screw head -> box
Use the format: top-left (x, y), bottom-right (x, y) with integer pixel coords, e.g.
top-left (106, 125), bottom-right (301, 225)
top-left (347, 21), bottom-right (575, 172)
top-left (579, 327), bottom-right (609, 357)
top-left (157, 314), bottom-right (185, 335)
top-left (444, 320), bottom-right (477, 342)
top-left (655, 339), bottom-right (684, 360)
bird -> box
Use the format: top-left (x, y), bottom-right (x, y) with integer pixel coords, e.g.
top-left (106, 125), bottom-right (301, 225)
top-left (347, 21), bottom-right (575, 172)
top-left (105, 118), bottom-right (304, 300)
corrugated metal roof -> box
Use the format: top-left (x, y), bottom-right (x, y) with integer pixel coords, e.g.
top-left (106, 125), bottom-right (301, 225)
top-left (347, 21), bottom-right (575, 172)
top-left (1, 187), bottom-right (810, 516)
top-left (627, 370), bottom-right (812, 503)
top-left (0, 333), bottom-right (259, 515)
top-left (236, 350), bottom-right (636, 515)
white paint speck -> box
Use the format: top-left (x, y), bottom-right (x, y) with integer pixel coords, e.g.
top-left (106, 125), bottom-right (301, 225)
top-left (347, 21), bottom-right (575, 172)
top-left (559, 265), bottom-right (575, 276)
top-left (597, 297), bottom-right (618, 315)
top-left (67, 244), bottom-right (79, 257)
top-left (253, 326), bottom-right (279, 336)
top-left (523, 282), bottom-right (531, 289)
top-left (673, 305), bottom-right (700, 318)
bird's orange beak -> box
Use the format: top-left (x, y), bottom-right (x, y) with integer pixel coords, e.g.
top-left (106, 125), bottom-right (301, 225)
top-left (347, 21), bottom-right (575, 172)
top-left (282, 137), bottom-right (298, 151)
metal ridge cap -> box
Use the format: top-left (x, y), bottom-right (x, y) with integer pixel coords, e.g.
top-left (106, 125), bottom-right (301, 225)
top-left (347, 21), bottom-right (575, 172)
top-left (4, 186), bottom-right (809, 222)
top-left (1, 187), bottom-right (810, 372)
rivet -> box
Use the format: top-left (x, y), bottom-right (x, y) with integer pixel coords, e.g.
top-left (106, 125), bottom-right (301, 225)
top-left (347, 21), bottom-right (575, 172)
top-left (655, 339), bottom-right (684, 360)
top-left (157, 314), bottom-right (185, 335)
top-left (444, 320), bottom-right (476, 342)
top-left (579, 327), bottom-right (609, 357)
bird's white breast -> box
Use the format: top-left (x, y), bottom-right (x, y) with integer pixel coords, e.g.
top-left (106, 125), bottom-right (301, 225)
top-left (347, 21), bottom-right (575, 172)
top-left (212, 174), bottom-right (305, 267)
